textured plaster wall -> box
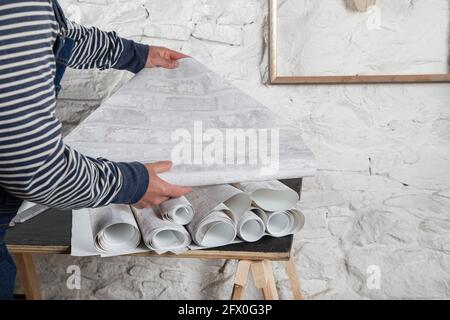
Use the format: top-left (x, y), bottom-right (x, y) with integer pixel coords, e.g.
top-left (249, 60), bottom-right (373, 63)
top-left (28, 0), bottom-right (450, 299)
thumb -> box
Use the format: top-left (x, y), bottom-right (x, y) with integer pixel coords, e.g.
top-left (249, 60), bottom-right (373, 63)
top-left (151, 161), bottom-right (173, 174)
top-left (158, 58), bottom-right (179, 69)
top-left (167, 184), bottom-right (192, 198)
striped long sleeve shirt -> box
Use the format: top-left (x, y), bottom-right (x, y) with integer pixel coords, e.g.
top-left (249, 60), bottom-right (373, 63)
top-left (0, 0), bottom-right (149, 211)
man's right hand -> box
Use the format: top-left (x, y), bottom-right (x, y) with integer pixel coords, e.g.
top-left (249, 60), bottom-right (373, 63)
top-left (134, 161), bottom-right (192, 208)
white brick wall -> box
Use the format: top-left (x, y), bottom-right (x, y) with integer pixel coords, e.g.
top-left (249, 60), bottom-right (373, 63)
top-left (31, 0), bottom-right (450, 299)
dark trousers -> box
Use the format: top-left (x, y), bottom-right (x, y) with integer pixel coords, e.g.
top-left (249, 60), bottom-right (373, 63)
top-left (0, 190), bottom-right (21, 299)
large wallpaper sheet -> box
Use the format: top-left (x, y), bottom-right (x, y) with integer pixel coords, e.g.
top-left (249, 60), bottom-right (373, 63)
top-left (65, 58), bottom-right (316, 186)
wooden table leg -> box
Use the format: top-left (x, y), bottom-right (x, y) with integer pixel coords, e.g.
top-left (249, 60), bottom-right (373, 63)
top-left (285, 253), bottom-right (304, 300)
top-left (251, 260), bottom-right (279, 300)
top-left (231, 260), bottom-right (251, 300)
top-left (14, 253), bottom-right (41, 300)
top-left (263, 261), bottom-right (279, 300)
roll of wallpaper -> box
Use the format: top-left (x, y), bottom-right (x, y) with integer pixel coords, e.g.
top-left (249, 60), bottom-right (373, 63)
top-left (132, 206), bottom-right (191, 254)
top-left (158, 196), bottom-right (194, 225)
top-left (185, 185), bottom-right (251, 247)
top-left (252, 207), bottom-right (305, 237)
top-left (234, 180), bottom-right (299, 213)
top-left (187, 203), bottom-right (236, 247)
top-left (89, 205), bottom-right (141, 254)
top-left (236, 210), bottom-right (265, 242)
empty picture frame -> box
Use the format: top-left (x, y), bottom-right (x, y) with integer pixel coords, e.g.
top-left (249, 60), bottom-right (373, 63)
top-left (269, 0), bottom-right (450, 84)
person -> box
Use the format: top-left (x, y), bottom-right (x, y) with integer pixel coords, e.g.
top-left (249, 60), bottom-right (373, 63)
top-left (0, 0), bottom-right (192, 299)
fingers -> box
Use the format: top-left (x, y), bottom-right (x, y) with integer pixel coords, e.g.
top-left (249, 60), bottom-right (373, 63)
top-left (166, 59), bottom-right (180, 69)
top-left (166, 184), bottom-right (192, 198)
top-left (168, 49), bottom-right (189, 60)
top-left (155, 176), bottom-right (191, 198)
top-left (147, 47), bottom-right (189, 69)
top-left (152, 195), bottom-right (170, 205)
top-left (134, 194), bottom-right (169, 208)
top-left (151, 160), bottom-right (173, 173)
top-left (139, 160), bottom-right (192, 207)
top-left (155, 58), bottom-right (179, 69)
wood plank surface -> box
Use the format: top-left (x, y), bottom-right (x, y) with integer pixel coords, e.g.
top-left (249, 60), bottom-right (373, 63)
top-left (6, 209), bottom-right (293, 260)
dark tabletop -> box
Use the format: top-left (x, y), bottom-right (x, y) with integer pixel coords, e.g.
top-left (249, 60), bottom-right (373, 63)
top-left (5, 208), bottom-right (293, 255)
top-left (6, 178), bottom-right (301, 256)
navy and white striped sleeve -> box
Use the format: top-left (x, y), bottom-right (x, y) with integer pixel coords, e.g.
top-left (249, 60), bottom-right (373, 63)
top-left (0, 0), bottom-right (149, 209)
top-left (66, 20), bottom-right (149, 73)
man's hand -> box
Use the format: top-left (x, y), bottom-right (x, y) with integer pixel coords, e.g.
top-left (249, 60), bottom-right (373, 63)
top-left (145, 46), bottom-right (188, 69)
top-left (134, 161), bottom-right (192, 208)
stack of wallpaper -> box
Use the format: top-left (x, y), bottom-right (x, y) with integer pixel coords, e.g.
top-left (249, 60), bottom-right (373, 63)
top-left (71, 181), bottom-right (305, 257)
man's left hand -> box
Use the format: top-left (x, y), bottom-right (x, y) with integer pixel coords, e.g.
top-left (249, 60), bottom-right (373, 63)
top-left (146, 46), bottom-right (188, 69)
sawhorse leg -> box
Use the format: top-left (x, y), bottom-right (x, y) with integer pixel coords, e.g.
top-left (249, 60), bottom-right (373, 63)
top-left (14, 253), bottom-right (41, 300)
top-left (285, 255), bottom-right (304, 300)
top-left (231, 260), bottom-right (252, 300)
top-left (251, 260), bottom-right (279, 299)
top-left (231, 252), bottom-right (304, 300)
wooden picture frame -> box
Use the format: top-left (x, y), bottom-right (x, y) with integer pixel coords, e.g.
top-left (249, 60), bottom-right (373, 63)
top-left (268, 0), bottom-right (450, 84)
